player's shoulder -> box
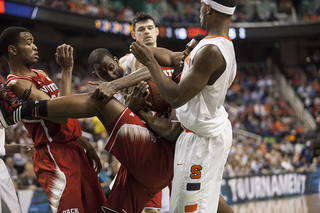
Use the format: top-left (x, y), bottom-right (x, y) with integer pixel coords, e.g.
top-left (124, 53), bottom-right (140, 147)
top-left (119, 53), bottom-right (133, 65)
top-left (195, 44), bottom-right (223, 62)
top-left (32, 69), bottom-right (48, 77)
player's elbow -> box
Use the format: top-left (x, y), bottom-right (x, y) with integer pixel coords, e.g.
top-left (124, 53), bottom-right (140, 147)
top-left (169, 98), bottom-right (185, 109)
top-left (166, 92), bottom-right (187, 109)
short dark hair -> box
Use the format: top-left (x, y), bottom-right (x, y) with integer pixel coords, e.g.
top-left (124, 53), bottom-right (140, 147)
top-left (0, 27), bottom-right (30, 59)
top-left (132, 12), bottom-right (155, 31)
top-left (192, 34), bottom-right (206, 42)
top-left (88, 48), bottom-right (113, 70)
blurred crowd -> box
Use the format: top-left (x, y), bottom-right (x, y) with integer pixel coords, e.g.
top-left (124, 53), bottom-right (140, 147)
top-left (224, 136), bottom-right (320, 178)
top-left (1, 52), bottom-right (320, 191)
top-left (13, 0), bottom-right (320, 24)
top-left (283, 52), bottom-right (320, 124)
top-left (223, 63), bottom-right (320, 177)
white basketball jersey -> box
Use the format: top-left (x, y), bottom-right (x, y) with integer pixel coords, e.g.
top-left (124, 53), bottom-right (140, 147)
top-left (175, 36), bottom-right (237, 138)
top-left (0, 128), bottom-right (5, 156)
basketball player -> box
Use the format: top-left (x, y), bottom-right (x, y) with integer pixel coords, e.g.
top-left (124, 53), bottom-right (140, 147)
top-left (130, 0), bottom-right (237, 211)
top-left (111, 13), bottom-right (171, 212)
top-left (1, 32), bottom-right (232, 212)
top-left (0, 127), bottom-right (33, 213)
top-left (0, 27), bottom-right (106, 213)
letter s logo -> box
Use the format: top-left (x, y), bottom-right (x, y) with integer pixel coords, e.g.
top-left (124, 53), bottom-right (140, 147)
top-left (190, 165), bottom-right (202, 179)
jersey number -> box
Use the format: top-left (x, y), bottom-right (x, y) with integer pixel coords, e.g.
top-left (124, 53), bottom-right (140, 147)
top-left (190, 165), bottom-right (202, 179)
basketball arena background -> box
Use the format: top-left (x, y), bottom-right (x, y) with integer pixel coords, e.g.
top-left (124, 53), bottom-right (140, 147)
top-left (1, 0), bottom-right (320, 212)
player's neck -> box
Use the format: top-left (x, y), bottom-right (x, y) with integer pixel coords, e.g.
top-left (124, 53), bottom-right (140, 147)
top-left (206, 25), bottom-right (230, 38)
top-left (148, 43), bottom-right (157, 48)
top-left (206, 16), bottom-right (230, 38)
top-left (9, 62), bottom-right (33, 76)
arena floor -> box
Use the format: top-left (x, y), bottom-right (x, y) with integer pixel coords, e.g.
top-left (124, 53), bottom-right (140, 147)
top-left (230, 193), bottom-right (320, 213)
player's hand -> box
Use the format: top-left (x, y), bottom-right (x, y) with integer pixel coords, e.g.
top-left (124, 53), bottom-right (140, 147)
top-left (125, 81), bottom-right (151, 113)
top-left (86, 146), bottom-right (102, 174)
top-left (20, 145), bottom-right (35, 159)
top-left (91, 81), bottom-right (117, 102)
top-left (130, 41), bottom-right (155, 66)
top-left (55, 44), bottom-right (74, 72)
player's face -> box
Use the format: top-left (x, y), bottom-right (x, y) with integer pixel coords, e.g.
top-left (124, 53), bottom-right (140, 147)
top-left (179, 39), bottom-right (199, 71)
top-left (200, 1), bottom-right (207, 30)
top-left (15, 32), bottom-right (38, 67)
top-left (132, 19), bottom-right (159, 47)
top-left (92, 56), bottom-right (123, 82)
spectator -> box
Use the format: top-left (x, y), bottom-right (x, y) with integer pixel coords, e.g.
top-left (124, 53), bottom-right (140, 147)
top-left (97, 131), bottom-right (109, 152)
top-left (5, 156), bottom-right (18, 181)
top-left (299, 140), bottom-right (313, 164)
top-left (16, 161), bottom-right (41, 190)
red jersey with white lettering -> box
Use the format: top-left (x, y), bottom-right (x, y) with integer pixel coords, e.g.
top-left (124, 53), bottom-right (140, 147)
top-left (7, 70), bottom-right (106, 213)
top-left (6, 69), bottom-right (82, 148)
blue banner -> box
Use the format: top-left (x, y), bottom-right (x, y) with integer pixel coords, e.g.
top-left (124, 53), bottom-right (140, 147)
top-left (221, 171), bottom-right (320, 205)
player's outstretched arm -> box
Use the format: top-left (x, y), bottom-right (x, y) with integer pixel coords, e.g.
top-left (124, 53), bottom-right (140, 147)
top-left (91, 66), bottom-right (152, 102)
top-left (5, 144), bottom-right (34, 158)
top-left (138, 109), bottom-right (182, 141)
top-left (131, 41), bottom-right (224, 108)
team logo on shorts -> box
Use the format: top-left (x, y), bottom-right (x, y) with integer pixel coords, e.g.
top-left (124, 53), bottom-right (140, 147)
top-left (62, 208), bottom-right (79, 213)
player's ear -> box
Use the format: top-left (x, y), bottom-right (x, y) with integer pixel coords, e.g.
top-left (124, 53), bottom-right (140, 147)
top-left (114, 56), bottom-right (119, 65)
top-left (131, 31), bottom-right (136, 40)
top-left (8, 45), bottom-right (17, 57)
top-left (155, 27), bottom-right (159, 36)
top-left (207, 4), bottom-right (212, 14)
top-left (92, 71), bottom-right (98, 78)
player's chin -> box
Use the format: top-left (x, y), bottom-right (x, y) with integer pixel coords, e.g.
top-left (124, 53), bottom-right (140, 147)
top-left (144, 40), bottom-right (154, 46)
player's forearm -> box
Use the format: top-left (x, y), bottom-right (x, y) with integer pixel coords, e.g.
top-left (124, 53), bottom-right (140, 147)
top-left (76, 136), bottom-right (91, 150)
top-left (111, 67), bottom-right (151, 91)
top-left (144, 59), bottom-right (182, 108)
top-left (150, 47), bottom-right (182, 67)
top-left (59, 70), bottom-right (73, 96)
top-left (5, 144), bottom-right (22, 154)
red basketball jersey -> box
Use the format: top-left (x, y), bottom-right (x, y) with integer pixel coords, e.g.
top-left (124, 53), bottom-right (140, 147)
top-left (6, 70), bottom-right (82, 148)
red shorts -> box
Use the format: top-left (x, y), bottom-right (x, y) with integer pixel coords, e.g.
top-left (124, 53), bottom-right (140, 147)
top-left (102, 108), bottom-right (175, 213)
top-left (145, 191), bottom-right (162, 210)
top-left (33, 142), bottom-right (106, 213)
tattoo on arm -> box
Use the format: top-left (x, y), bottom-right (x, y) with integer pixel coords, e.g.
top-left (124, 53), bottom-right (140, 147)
top-left (22, 84), bottom-right (32, 100)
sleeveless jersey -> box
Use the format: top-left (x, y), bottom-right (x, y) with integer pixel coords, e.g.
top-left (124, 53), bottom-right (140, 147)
top-left (0, 128), bottom-right (5, 156)
top-left (6, 70), bottom-right (82, 148)
top-left (175, 36), bottom-right (237, 138)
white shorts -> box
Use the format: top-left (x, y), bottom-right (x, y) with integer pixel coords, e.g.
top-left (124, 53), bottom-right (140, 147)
top-left (0, 158), bottom-right (21, 213)
top-left (170, 122), bottom-right (232, 213)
